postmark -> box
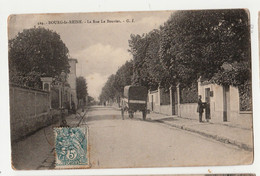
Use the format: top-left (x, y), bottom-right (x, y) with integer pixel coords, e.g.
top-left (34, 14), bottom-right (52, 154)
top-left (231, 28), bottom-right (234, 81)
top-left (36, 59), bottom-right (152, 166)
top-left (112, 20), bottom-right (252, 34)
top-left (54, 127), bottom-right (89, 169)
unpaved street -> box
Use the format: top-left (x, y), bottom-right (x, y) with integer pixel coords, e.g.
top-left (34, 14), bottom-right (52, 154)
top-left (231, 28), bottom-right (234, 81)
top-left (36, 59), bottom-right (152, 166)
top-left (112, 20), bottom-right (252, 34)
top-left (11, 106), bottom-right (253, 169)
top-left (87, 106), bottom-right (252, 168)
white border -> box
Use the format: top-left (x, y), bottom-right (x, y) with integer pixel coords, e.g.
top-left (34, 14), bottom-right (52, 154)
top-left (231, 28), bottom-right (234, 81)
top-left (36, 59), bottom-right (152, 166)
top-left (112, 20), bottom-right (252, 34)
top-left (0, 0), bottom-right (259, 176)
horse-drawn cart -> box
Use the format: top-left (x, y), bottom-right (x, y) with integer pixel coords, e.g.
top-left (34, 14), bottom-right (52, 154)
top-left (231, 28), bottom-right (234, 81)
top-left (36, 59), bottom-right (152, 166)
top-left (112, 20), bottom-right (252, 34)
top-left (121, 85), bottom-right (148, 120)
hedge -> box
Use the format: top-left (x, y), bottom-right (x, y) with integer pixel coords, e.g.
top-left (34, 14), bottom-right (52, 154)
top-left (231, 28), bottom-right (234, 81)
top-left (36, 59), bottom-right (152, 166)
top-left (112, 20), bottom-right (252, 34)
top-left (239, 81), bottom-right (252, 111)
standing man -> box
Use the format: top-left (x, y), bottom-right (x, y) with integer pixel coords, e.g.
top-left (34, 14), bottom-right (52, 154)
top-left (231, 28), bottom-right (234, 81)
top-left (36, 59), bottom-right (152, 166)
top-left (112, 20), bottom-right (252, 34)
top-left (120, 98), bottom-right (125, 120)
top-left (197, 95), bottom-right (204, 122)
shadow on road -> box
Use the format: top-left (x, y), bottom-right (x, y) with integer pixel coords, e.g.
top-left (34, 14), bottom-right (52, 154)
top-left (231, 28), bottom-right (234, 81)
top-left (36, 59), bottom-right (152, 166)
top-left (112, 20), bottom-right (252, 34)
top-left (87, 114), bottom-right (122, 122)
top-left (156, 117), bottom-right (179, 121)
top-left (143, 118), bottom-right (177, 124)
top-left (88, 106), bottom-right (118, 112)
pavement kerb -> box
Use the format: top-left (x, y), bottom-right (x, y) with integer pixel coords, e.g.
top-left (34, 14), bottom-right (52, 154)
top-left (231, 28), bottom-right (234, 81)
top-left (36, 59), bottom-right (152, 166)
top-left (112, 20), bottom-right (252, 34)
top-left (153, 113), bottom-right (251, 130)
top-left (111, 106), bottom-right (121, 111)
top-left (182, 117), bottom-right (251, 131)
top-left (147, 109), bottom-right (252, 130)
top-left (157, 120), bottom-right (253, 152)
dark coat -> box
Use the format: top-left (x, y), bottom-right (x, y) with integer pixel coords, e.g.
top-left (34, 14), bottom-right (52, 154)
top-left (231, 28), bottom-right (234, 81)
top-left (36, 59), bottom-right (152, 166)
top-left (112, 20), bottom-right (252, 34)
top-left (197, 99), bottom-right (204, 113)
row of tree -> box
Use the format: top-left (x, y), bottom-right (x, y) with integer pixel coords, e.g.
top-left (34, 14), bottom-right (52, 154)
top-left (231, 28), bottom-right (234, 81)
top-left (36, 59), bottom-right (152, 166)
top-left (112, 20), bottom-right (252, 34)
top-left (99, 60), bottom-right (133, 103)
top-left (99, 9), bottom-right (251, 105)
top-left (76, 76), bottom-right (95, 106)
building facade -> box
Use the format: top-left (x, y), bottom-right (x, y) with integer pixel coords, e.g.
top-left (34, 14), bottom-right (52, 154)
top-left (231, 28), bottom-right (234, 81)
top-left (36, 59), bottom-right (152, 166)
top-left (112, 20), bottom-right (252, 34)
top-left (147, 79), bottom-right (252, 124)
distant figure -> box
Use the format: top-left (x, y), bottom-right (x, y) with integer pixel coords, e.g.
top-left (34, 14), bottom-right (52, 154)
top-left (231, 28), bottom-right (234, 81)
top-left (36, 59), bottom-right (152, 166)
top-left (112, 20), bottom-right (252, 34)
top-left (197, 95), bottom-right (204, 122)
top-left (60, 107), bottom-right (69, 127)
top-left (120, 99), bottom-right (126, 120)
top-left (82, 103), bottom-right (85, 112)
top-left (71, 101), bottom-right (76, 114)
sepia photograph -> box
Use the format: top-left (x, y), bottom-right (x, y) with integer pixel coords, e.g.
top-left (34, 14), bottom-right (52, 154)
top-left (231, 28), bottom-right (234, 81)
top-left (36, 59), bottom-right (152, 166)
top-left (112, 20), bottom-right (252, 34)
top-left (8, 9), bottom-right (253, 170)
top-left (35, 174), bottom-right (255, 176)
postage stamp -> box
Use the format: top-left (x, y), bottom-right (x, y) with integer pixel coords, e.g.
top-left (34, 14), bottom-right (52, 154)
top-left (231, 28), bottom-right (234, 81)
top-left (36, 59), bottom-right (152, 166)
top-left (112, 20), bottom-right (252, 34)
top-left (54, 127), bottom-right (89, 169)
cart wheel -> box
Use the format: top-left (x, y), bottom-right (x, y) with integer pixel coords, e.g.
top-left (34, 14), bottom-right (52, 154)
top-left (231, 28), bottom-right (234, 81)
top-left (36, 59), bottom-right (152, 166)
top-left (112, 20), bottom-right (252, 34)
top-left (142, 111), bottom-right (146, 120)
top-left (129, 112), bottom-right (134, 119)
top-left (121, 108), bottom-right (124, 120)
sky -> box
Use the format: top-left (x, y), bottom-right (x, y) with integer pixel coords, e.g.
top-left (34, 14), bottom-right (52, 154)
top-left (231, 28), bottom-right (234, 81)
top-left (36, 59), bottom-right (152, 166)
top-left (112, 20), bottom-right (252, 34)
top-left (8, 11), bottom-right (173, 100)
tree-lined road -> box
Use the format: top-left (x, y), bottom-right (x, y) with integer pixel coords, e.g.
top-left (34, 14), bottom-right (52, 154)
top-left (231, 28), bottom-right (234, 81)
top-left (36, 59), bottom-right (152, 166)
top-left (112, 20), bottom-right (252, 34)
top-left (86, 106), bottom-right (252, 168)
top-left (12, 105), bottom-right (252, 169)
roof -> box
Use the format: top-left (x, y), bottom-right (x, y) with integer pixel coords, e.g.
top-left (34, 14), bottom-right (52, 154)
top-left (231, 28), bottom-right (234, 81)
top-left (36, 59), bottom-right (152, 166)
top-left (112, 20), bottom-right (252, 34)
top-left (69, 58), bottom-right (78, 63)
top-left (123, 85), bottom-right (147, 99)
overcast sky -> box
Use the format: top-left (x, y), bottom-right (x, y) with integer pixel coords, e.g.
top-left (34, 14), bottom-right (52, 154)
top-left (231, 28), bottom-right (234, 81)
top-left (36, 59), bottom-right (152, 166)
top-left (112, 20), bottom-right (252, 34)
top-left (8, 11), bottom-right (173, 100)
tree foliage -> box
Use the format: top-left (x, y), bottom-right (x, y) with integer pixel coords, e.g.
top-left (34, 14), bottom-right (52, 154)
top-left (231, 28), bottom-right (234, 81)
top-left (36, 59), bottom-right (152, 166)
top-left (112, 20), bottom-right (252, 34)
top-left (99, 60), bottom-right (134, 103)
top-left (99, 9), bottom-right (251, 107)
top-left (114, 60), bottom-right (134, 96)
top-left (9, 27), bottom-right (70, 88)
top-left (87, 95), bottom-right (96, 105)
top-left (128, 29), bottom-right (170, 90)
top-left (159, 10), bottom-right (250, 86)
top-left (76, 76), bottom-right (88, 102)
top-left (238, 80), bottom-right (252, 111)
top-left (128, 33), bottom-right (151, 87)
top-left (99, 74), bottom-right (117, 103)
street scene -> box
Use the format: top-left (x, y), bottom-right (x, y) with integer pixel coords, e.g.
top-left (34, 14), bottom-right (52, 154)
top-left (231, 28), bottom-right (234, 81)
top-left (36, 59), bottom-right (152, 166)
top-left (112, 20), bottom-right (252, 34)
top-left (11, 106), bottom-right (252, 169)
top-left (8, 10), bottom-right (253, 170)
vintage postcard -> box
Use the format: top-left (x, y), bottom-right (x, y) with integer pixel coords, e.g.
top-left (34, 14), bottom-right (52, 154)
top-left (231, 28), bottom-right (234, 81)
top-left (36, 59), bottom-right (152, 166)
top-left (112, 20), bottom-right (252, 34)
top-left (91, 174), bottom-right (256, 176)
top-left (8, 9), bottom-right (253, 170)
top-left (60, 174), bottom-right (255, 176)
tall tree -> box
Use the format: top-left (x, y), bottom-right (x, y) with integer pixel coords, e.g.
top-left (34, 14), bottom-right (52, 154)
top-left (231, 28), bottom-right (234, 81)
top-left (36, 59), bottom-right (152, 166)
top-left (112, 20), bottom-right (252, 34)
top-left (128, 34), bottom-right (151, 87)
top-left (76, 76), bottom-right (88, 103)
top-left (99, 60), bottom-right (134, 103)
top-left (128, 30), bottom-right (169, 90)
top-left (9, 27), bottom-right (70, 88)
top-left (114, 60), bottom-right (134, 96)
top-left (99, 74), bottom-right (117, 103)
top-left (144, 29), bottom-right (170, 89)
top-left (159, 9), bottom-right (251, 87)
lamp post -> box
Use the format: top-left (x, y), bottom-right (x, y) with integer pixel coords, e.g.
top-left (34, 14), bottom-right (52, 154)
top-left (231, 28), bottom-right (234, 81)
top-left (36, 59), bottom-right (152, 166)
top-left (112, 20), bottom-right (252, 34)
top-left (60, 71), bottom-right (66, 108)
top-left (60, 71), bottom-right (68, 127)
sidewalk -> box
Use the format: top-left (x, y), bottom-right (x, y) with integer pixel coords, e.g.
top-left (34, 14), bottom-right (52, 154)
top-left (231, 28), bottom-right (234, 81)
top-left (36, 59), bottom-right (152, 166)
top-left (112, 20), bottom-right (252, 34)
top-left (11, 111), bottom-right (85, 170)
top-left (37, 110), bottom-right (88, 170)
top-left (145, 112), bottom-right (254, 152)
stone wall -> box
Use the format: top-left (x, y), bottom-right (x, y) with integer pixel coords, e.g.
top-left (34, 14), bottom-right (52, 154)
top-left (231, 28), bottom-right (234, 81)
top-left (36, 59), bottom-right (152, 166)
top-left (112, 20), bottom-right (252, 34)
top-left (10, 85), bottom-right (60, 142)
top-left (159, 105), bottom-right (172, 115)
top-left (179, 103), bottom-right (198, 120)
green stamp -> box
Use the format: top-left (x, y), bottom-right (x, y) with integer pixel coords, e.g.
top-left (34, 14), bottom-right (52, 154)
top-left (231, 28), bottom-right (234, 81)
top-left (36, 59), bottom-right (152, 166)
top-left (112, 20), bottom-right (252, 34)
top-left (54, 127), bottom-right (89, 168)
